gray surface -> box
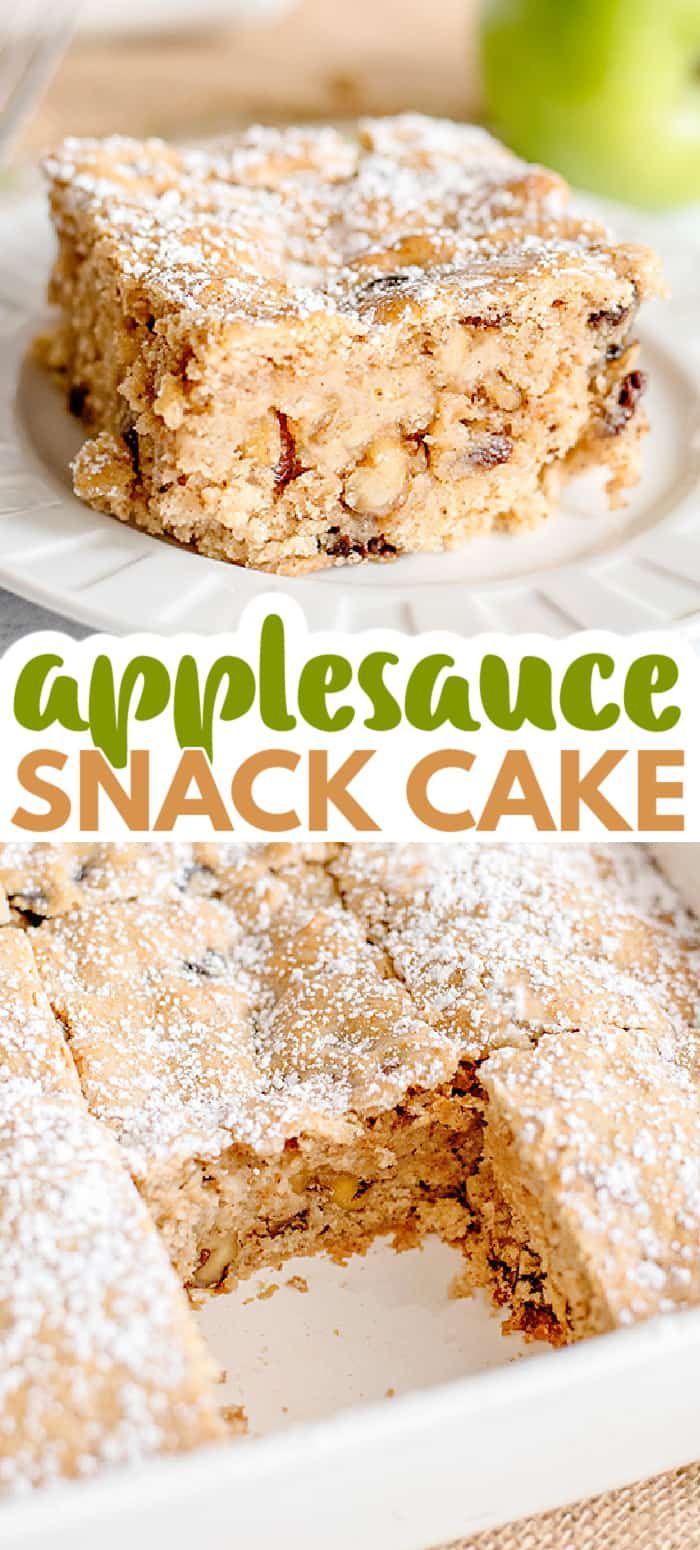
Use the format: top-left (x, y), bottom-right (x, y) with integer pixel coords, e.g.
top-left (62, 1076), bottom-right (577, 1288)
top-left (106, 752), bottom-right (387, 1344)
top-left (0, 587), bottom-right (87, 647)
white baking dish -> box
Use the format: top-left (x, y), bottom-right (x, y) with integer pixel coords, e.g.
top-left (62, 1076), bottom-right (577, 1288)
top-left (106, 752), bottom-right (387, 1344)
top-left (1, 843), bottom-right (698, 1549)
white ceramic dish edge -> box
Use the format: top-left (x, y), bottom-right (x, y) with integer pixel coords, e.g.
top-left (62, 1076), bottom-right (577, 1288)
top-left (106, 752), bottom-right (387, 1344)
top-left (2, 1301), bottom-right (700, 1550)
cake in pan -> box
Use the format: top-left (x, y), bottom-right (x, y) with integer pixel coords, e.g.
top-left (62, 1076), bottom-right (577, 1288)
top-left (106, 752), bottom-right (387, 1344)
top-left (0, 841), bottom-right (697, 1492)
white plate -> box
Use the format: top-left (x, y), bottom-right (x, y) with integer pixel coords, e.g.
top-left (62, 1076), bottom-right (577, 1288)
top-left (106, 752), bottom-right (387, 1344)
top-left (0, 843), bottom-right (698, 1549)
top-left (2, 193), bottom-right (700, 637)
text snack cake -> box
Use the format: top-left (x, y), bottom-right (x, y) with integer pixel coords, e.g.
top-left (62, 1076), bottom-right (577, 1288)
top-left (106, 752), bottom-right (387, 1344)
top-left (42, 116), bottom-right (661, 573)
top-left (0, 842), bottom-right (697, 1494)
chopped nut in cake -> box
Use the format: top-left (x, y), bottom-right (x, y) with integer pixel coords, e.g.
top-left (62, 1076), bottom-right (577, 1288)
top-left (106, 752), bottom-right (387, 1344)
top-left (41, 116), bottom-right (662, 573)
top-left (27, 842), bottom-right (700, 1345)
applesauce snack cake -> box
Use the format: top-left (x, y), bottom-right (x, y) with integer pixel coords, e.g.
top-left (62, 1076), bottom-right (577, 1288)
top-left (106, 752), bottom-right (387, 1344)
top-left (1, 841), bottom-right (699, 1498)
top-left (42, 116), bottom-right (662, 573)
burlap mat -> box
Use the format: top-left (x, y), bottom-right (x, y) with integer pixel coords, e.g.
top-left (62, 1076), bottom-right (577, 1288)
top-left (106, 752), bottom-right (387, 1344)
top-left (442, 1462), bottom-right (700, 1548)
top-left (15, 2), bottom-right (700, 1542)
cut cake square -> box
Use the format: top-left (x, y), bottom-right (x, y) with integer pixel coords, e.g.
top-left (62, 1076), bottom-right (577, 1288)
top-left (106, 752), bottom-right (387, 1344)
top-left (477, 1023), bottom-right (700, 1341)
top-left (0, 1090), bottom-right (224, 1493)
top-left (0, 920), bottom-right (223, 1494)
top-left (31, 885), bottom-right (472, 1287)
top-left (42, 116), bottom-right (662, 573)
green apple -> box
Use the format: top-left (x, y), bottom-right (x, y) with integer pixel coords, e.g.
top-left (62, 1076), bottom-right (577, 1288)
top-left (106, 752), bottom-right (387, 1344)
top-left (480, 0), bottom-right (700, 208)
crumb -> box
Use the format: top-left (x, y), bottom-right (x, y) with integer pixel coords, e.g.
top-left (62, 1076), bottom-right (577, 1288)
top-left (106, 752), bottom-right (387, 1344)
top-left (221, 1404), bottom-right (248, 1436)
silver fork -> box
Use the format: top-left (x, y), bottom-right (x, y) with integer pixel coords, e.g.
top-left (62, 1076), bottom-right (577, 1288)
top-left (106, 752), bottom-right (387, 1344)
top-left (0, 0), bottom-right (80, 167)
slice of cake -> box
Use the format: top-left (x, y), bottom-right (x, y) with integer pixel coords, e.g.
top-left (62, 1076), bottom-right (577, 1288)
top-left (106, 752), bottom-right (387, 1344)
top-left (42, 116), bottom-right (662, 573)
top-left (0, 1089), bottom-right (224, 1494)
top-left (0, 921), bottom-right (224, 1493)
top-left (477, 1024), bottom-right (700, 1338)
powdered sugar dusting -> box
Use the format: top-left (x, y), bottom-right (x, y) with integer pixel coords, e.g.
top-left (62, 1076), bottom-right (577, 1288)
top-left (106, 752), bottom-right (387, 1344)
top-left (43, 115), bottom-right (640, 327)
top-left (0, 1090), bottom-right (220, 1494)
top-left (31, 866), bottom-right (456, 1171)
top-left (483, 1023), bottom-right (700, 1325)
top-left (330, 844), bottom-right (700, 1055)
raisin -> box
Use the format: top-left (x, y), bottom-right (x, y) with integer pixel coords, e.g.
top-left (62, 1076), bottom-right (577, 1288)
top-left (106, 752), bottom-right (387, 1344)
top-left (357, 272), bottom-right (410, 300)
top-left (145, 315), bottom-right (156, 333)
top-left (459, 311), bottom-right (509, 329)
top-left (273, 411), bottom-right (305, 493)
top-left (183, 949), bottom-right (228, 979)
top-left (466, 433), bottom-right (513, 469)
top-left (588, 302), bottom-right (631, 329)
top-left (618, 368), bottom-right (647, 411)
top-left (327, 533), bottom-right (356, 559)
top-left (14, 889), bottom-right (49, 921)
top-left (18, 909), bottom-right (47, 930)
top-left (122, 425), bottom-right (141, 477)
top-left (603, 369), bottom-right (648, 436)
top-left (367, 534), bottom-right (398, 557)
top-left (68, 383), bottom-right (88, 419)
top-left (326, 531), bottom-right (398, 560)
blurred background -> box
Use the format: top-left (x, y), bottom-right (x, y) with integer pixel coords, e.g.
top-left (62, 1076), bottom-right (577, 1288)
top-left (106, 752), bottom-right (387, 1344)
top-left (8, 0), bottom-right (700, 211)
top-left (20, 0), bottom-right (482, 150)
